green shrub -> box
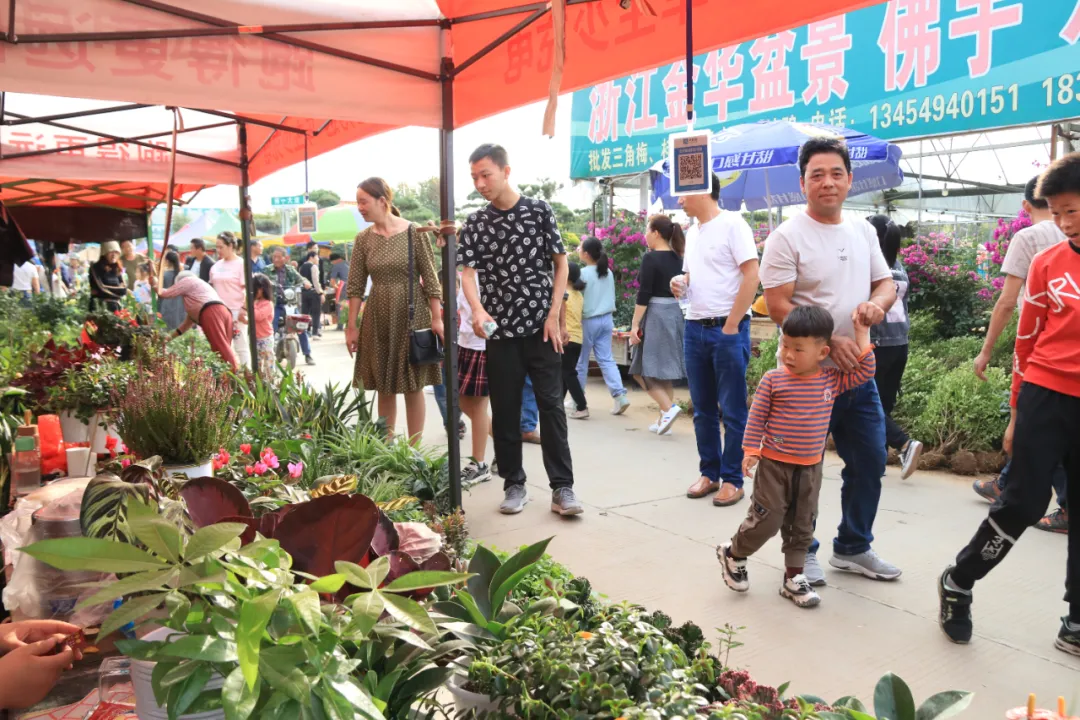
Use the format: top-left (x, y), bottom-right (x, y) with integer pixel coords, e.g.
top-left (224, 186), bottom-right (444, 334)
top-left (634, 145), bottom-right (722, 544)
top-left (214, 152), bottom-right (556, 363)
top-left (747, 336), bottom-right (778, 394)
top-left (907, 311), bottom-right (941, 345)
top-left (910, 366), bottom-right (1010, 452)
top-left (893, 349), bottom-right (936, 429)
top-left (926, 335), bottom-right (983, 371)
top-left (989, 312), bottom-right (1018, 370)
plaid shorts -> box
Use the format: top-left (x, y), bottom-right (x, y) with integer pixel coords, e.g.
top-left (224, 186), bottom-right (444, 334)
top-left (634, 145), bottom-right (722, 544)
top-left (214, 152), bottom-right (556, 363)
top-left (457, 346), bottom-right (488, 397)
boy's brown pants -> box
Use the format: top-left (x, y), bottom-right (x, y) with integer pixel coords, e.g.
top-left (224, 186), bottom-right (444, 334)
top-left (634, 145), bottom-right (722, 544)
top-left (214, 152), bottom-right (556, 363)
top-left (730, 456), bottom-right (823, 569)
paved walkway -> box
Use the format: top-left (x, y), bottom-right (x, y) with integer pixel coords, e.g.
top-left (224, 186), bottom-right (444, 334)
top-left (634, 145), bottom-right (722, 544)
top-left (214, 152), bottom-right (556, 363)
top-left (305, 332), bottom-right (1079, 717)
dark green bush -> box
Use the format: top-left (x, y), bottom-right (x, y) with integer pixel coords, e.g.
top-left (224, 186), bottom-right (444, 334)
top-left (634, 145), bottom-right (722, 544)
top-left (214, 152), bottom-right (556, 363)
top-left (910, 366), bottom-right (1010, 452)
top-left (747, 336), bottom-right (778, 395)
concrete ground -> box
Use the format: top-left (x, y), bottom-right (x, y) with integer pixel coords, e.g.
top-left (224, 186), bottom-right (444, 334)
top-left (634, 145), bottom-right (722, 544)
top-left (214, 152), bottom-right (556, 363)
top-left (304, 331), bottom-right (1079, 718)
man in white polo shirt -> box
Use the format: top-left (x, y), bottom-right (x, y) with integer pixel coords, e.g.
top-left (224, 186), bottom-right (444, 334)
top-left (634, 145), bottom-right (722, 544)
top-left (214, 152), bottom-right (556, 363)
top-left (760, 136), bottom-right (899, 586)
top-left (672, 174), bottom-right (760, 507)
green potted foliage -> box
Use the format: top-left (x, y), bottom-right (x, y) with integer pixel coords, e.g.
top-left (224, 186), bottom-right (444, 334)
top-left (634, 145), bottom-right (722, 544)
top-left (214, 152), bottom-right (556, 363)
top-left (114, 358), bottom-right (237, 479)
top-left (49, 357), bottom-right (134, 451)
top-left (23, 495), bottom-right (473, 720)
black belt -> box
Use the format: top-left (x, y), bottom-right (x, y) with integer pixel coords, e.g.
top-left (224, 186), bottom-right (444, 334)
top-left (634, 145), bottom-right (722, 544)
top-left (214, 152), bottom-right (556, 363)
top-left (692, 316), bottom-right (748, 328)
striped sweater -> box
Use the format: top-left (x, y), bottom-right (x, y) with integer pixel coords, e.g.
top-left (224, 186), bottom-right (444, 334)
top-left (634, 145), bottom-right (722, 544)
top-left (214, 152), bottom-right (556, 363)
top-left (744, 350), bottom-right (877, 465)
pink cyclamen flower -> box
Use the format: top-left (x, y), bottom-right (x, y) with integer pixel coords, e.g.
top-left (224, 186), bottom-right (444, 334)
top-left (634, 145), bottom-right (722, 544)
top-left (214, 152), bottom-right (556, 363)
top-left (253, 461), bottom-right (268, 476)
top-left (260, 448), bottom-right (280, 469)
top-left (239, 443), bottom-right (251, 455)
top-left (216, 448), bottom-right (230, 465)
top-left (245, 465), bottom-right (255, 476)
top-left (288, 461), bottom-right (304, 479)
top-left (120, 458), bottom-right (131, 468)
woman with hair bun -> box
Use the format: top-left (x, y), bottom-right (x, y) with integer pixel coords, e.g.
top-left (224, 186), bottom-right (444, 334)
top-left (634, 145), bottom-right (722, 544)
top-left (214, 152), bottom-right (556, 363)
top-left (630, 214), bottom-right (687, 435)
top-left (576, 236), bottom-right (629, 415)
top-left (346, 177), bottom-right (444, 442)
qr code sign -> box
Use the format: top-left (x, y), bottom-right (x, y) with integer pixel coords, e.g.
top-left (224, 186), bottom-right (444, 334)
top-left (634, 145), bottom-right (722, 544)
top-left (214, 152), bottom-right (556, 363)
top-left (678, 151), bottom-right (705, 186)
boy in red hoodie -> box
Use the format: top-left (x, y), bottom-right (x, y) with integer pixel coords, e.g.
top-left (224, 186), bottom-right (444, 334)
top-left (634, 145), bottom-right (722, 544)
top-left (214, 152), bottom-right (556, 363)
top-left (939, 153), bottom-right (1080, 656)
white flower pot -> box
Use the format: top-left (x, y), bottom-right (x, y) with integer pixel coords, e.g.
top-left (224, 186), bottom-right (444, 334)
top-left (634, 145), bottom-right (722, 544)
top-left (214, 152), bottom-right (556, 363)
top-left (161, 460), bottom-right (213, 480)
top-left (447, 673), bottom-right (502, 717)
top-left (58, 411), bottom-right (89, 444)
top-left (130, 628), bottom-right (226, 720)
top-left (89, 413), bottom-right (122, 455)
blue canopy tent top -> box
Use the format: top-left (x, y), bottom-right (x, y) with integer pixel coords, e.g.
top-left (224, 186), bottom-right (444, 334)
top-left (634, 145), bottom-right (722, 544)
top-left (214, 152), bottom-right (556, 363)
top-left (650, 121), bottom-right (904, 212)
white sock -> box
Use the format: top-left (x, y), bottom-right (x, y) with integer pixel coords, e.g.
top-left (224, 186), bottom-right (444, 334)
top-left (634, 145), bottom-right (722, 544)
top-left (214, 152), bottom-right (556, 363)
top-left (1065, 619), bottom-right (1080, 632)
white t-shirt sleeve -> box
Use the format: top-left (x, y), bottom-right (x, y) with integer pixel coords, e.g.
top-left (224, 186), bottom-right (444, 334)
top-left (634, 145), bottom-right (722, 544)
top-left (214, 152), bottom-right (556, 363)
top-left (759, 229), bottom-right (797, 289)
top-left (999, 229), bottom-right (1035, 279)
top-left (729, 215), bottom-right (759, 266)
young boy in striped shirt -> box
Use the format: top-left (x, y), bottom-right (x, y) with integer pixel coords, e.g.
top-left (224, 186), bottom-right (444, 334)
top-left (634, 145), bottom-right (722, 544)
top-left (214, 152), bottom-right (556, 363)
top-left (718, 305), bottom-right (875, 607)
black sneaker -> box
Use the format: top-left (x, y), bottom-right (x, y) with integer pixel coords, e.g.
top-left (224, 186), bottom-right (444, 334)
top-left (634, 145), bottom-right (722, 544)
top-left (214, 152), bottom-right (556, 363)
top-left (1054, 617), bottom-right (1080, 657)
top-left (938, 566), bottom-right (973, 644)
top-left (304, 355), bottom-right (316, 366)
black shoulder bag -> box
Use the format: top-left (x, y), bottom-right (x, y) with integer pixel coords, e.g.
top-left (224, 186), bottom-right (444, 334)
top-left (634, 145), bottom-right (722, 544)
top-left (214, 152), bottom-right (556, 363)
top-left (407, 225), bottom-right (444, 366)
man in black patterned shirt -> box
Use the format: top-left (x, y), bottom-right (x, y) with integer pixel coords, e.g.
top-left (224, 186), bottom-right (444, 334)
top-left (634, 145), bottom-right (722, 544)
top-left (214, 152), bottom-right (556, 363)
top-left (459, 143), bottom-right (582, 516)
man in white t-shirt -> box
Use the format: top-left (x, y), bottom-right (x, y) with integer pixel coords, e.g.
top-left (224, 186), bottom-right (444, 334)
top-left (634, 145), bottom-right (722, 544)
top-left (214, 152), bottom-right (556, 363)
top-left (760, 136), bottom-right (899, 585)
top-left (671, 174), bottom-right (760, 507)
top-left (972, 175), bottom-right (1068, 532)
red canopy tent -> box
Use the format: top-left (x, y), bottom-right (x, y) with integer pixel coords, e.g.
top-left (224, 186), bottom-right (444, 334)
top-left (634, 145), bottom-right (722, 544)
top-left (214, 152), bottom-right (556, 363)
top-left (0, 0), bottom-right (883, 503)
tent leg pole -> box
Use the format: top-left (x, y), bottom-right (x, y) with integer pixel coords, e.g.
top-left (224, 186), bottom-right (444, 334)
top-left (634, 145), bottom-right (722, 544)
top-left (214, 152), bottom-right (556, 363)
top-left (238, 122), bottom-right (258, 370)
top-left (440, 60), bottom-right (462, 511)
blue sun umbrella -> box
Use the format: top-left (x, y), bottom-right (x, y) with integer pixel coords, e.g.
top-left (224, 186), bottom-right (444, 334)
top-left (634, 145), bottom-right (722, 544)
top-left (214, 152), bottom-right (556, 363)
top-left (650, 121), bottom-right (904, 212)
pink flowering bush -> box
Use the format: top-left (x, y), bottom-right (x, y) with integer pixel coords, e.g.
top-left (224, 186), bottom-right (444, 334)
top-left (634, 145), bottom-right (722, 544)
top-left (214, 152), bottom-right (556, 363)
top-left (900, 231), bottom-right (993, 339)
top-left (582, 209), bottom-right (650, 326)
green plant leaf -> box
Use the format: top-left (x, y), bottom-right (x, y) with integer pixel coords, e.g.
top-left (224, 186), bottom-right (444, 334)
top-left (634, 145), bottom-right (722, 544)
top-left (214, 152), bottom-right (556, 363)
top-left (916, 691), bottom-right (975, 720)
top-left (160, 661), bottom-right (200, 688)
top-left (172, 664), bottom-right (212, 717)
top-left (22, 537), bottom-right (168, 573)
top-left (452, 589), bottom-right (488, 629)
top-left (289, 589), bottom-right (322, 636)
top-left (223, 666), bottom-right (260, 720)
top-left (114, 639), bottom-right (165, 661)
top-left (159, 635), bottom-right (238, 663)
top-left (329, 678), bottom-right (386, 720)
top-left (367, 556), bottom-right (390, 587)
top-left (151, 661), bottom-right (177, 707)
top-left (237, 589), bottom-right (282, 690)
top-left (465, 545), bottom-right (501, 620)
top-left (100, 593), bottom-right (168, 638)
top-left (76, 568), bottom-right (178, 610)
top-left (186, 523), bottom-right (250, 561)
top-left (834, 696), bottom-right (867, 712)
top-left (777, 681), bottom-right (790, 698)
top-left (875, 673), bottom-right (917, 720)
top-left (79, 476), bottom-right (151, 544)
top-left (383, 571), bottom-right (471, 593)
top-left (817, 713), bottom-right (854, 720)
top-left (309, 573), bottom-right (346, 593)
top-left (260, 654), bottom-right (311, 704)
top-left (393, 666), bottom-right (453, 705)
top-left (165, 591), bottom-right (192, 628)
top-left (126, 496), bottom-right (182, 562)
top-left (798, 694), bottom-right (829, 706)
top-left (334, 561), bottom-right (373, 590)
top-left (381, 593), bottom-right (437, 636)
top-left (350, 591), bottom-right (386, 638)
top-left (488, 537), bottom-right (552, 617)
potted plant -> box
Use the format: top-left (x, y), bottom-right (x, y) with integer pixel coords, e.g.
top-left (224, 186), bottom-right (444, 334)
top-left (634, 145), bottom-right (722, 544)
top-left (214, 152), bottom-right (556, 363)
top-left (49, 357), bottom-right (133, 451)
top-left (23, 494), bottom-right (473, 719)
top-left (114, 358), bottom-right (237, 479)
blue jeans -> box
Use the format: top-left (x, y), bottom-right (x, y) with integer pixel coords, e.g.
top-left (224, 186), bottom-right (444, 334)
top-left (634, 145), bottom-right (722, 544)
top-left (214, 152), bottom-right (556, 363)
top-left (684, 318), bottom-right (750, 488)
top-left (809, 379), bottom-right (888, 557)
top-left (576, 313), bottom-right (627, 398)
top-left (274, 302), bottom-right (310, 358)
top-left (521, 375), bottom-right (538, 433)
top-left (996, 458), bottom-right (1067, 510)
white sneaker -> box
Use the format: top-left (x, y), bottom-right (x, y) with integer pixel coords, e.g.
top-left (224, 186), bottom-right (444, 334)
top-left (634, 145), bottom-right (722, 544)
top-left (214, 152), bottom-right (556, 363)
top-left (648, 418), bottom-right (672, 435)
top-left (716, 543), bottom-right (749, 592)
top-left (900, 440), bottom-right (924, 480)
top-left (780, 574), bottom-right (821, 608)
top-left (656, 405), bottom-right (682, 435)
top-left (611, 395), bottom-right (630, 415)
top-left (564, 398), bottom-right (576, 412)
top-left (569, 408), bottom-right (590, 420)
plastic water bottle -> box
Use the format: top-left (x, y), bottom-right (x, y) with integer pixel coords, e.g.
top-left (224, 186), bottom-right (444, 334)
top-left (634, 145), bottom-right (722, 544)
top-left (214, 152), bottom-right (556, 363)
top-left (13, 435), bottom-right (41, 497)
top-left (675, 277), bottom-right (692, 313)
top-left (482, 320), bottom-right (498, 338)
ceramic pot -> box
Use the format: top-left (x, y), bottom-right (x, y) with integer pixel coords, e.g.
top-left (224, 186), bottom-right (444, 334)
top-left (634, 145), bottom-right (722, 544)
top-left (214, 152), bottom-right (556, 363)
top-left (447, 673), bottom-right (502, 718)
top-left (130, 627), bottom-right (225, 720)
top-left (57, 411), bottom-right (89, 444)
top-left (88, 413), bottom-right (121, 455)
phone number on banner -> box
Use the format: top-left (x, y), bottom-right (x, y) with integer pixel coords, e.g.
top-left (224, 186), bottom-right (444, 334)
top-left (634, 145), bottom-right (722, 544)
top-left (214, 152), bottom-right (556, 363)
top-left (867, 74), bottom-right (1080, 135)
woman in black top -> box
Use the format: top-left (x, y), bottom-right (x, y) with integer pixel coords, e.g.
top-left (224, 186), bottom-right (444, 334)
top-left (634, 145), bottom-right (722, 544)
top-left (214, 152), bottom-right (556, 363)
top-left (88, 241), bottom-right (127, 312)
top-left (630, 215), bottom-right (687, 436)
